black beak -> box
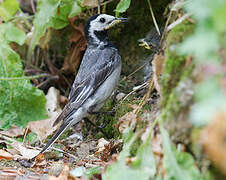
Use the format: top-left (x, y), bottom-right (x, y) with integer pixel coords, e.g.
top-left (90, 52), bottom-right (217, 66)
top-left (104, 17), bottom-right (128, 30)
top-left (116, 17), bottom-right (128, 22)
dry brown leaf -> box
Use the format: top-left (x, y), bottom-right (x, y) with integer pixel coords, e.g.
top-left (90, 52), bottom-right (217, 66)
top-left (46, 87), bottom-right (62, 117)
top-left (0, 125), bottom-right (24, 138)
top-left (95, 138), bottom-right (110, 158)
top-left (48, 165), bottom-right (74, 180)
top-left (81, 0), bottom-right (103, 7)
top-left (201, 110), bottom-right (226, 175)
top-left (27, 87), bottom-right (62, 141)
top-left (117, 112), bottom-right (137, 133)
top-left (27, 118), bottom-right (58, 142)
top-left (62, 20), bottom-right (86, 74)
top-left (152, 134), bottom-right (163, 155)
top-left (0, 149), bottom-right (13, 160)
top-left (152, 53), bottom-right (164, 93)
top-left (11, 142), bottom-right (39, 159)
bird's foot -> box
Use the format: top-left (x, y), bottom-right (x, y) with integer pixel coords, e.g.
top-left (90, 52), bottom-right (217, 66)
top-left (84, 117), bottom-right (111, 138)
top-left (88, 110), bottom-right (115, 116)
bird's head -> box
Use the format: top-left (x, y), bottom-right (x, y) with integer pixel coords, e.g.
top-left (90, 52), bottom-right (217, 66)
top-left (84, 14), bottom-right (127, 45)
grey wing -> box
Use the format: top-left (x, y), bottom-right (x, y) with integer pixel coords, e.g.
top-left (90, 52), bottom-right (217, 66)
top-left (53, 48), bottom-right (121, 126)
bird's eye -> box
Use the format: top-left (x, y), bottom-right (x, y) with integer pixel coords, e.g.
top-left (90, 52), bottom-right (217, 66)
top-left (99, 17), bottom-right (105, 23)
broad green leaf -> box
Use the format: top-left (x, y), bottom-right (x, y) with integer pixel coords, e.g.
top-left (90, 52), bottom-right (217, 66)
top-left (213, 5), bottom-right (226, 33)
top-left (69, 1), bottom-right (82, 18)
top-left (0, 23), bottom-right (47, 129)
top-left (190, 79), bottom-right (226, 126)
top-left (132, 138), bottom-right (156, 177)
top-left (27, 0), bottom-right (61, 58)
top-left (160, 126), bottom-right (203, 180)
top-left (27, 0), bottom-right (82, 58)
top-left (103, 129), bottom-right (155, 180)
top-left (51, 2), bottom-right (71, 29)
top-left (0, 0), bottom-right (19, 21)
top-left (51, 0), bottom-right (81, 29)
top-left (115, 0), bottom-right (131, 16)
top-left (0, 23), bottom-right (26, 45)
top-left (84, 166), bottom-right (101, 179)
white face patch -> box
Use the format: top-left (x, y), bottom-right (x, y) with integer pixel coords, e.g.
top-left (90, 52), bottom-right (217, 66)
top-left (89, 14), bottom-right (115, 44)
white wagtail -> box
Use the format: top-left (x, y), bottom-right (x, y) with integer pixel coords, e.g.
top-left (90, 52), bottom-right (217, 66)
top-left (39, 14), bottom-right (127, 154)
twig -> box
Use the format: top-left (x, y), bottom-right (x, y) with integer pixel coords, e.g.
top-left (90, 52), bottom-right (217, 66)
top-left (18, 8), bottom-right (32, 29)
top-left (135, 78), bottom-right (154, 115)
top-left (0, 134), bottom-right (17, 143)
top-left (122, 61), bottom-right (151, 81)
top-left (167, 13), bottom-right (191, 31)
top-left (36, 75), bottom-right (59, 88)
top-left (160, 10), bottom-right (172, 46)
top-left (122, 82), bottom-right (148, 102)
top-left (30, 0), bottom-right (36, 14)
top-left (147, 0), bottom-right (161, 36)
top-left (23, 127), bottom-right (29, 145)
top-left (39, 142), bottom-right (77, 159)
top-left (97, 0), bottom-right (100, 14)
top-left (101, 0), bottom-right (114, 6)
top-left (0, 74), bottom-right (51, 81)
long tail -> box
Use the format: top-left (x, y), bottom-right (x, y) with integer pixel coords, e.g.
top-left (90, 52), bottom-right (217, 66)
top-left (39, 121), bottom-right (71, 154)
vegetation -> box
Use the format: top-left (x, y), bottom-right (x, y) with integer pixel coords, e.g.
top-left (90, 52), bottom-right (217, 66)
top-left (0, 0), bottom-right (225, 179)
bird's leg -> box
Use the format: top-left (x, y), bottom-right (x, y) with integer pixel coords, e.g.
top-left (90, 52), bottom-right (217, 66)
top-left (84, 117), bottom-right (110, 138)
top-left (88, 110), bottom-right (115, 116)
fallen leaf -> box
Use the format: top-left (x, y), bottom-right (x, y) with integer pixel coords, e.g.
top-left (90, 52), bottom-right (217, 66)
top-left (33, 153), bottom-right (47, 167)
top-left (117, 112), bottom-right (137, 133)
top-left (27, 87), bottom-right (62, 141)
top-left (70, 166), bottom-right (86, 178)
top-left (0, 149), bottom-right (13, 160)
top-left (49, 161), bottom-right (65, 177)
top-left (45, 87), bottom-right (62, 117)
top-left (96, 138), bottom-right (110, 153)
top-left (201, 110), bottom-right (226, 175)
top-left (0, 125), bottom-right (24, 137)
top-left (152, 53), bottom-right (164, 93)
top-left (81, 0), bottom-right (103, 7)
top-left (11, 142), bottom-right (39, 159)
top-left (48, 165), bottom-right (73, 180)
top-left (27, 117), bottom-right (58, 142)
top-left (62, 19), bottom-right (86, 74)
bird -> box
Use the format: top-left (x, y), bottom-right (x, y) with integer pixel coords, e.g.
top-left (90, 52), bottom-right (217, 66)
top-left (38, 14), bottom-right (127, 154)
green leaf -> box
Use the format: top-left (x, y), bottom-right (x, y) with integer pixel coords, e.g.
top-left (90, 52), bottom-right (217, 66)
top-left (51, 1), bottom-right (71, 29)
top-left (103, 129), bottom-right (155, 180)
top-left (160, 126), bottom-right (203, 180)
top-left (115, 0), bottom-right (131, 16)
top-left (0, 23), bottom-right (26, 45)
top-left (84, 166), bottom-right (101, 179)
top-left (0, 24), bottom-right (47, 129)
top-left (0, 0), bottom-right (19, 21)
top-left (28, 0), bottom-right (82, 58)
top-left (69, 1), bottom-right (82, 18)
top-left (190, 78), bottom-right (226, 126)
top-left (132, 138), bottom-right (156, 177)
top-left (27, 0), bottom-right (61, 57)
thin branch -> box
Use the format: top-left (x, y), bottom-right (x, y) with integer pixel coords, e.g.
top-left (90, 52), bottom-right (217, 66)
top-left (167, 13), bottom-right (192, 31)
top-left (122, 82), bottom-right (148, 102)
top-left (135, 78), bottom-right (154, 115)
top-left (30, 0), bottom-right (36, 14)
top-left (97, 0), bottom-right (101, 14)
top-left (147, 0), bottom-right (161, 36)
top-left (0, 74), bottom-right (51, 81)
